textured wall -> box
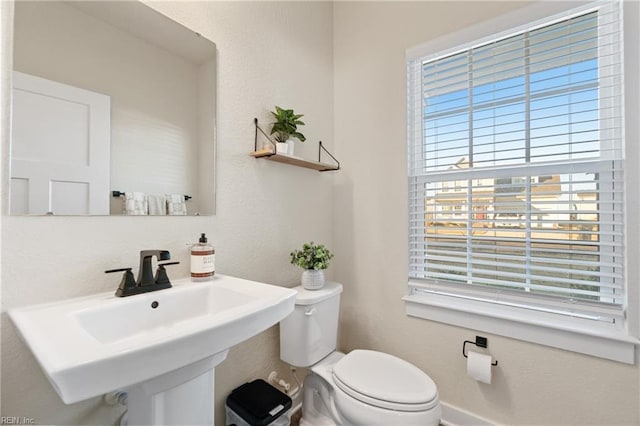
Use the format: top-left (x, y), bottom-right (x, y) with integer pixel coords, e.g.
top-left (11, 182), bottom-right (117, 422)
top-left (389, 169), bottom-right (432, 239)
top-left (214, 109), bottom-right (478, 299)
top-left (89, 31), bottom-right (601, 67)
top-left (1, 2), bottom-right (333, 425)
top-left (332, 1), bottom-right (640, 425)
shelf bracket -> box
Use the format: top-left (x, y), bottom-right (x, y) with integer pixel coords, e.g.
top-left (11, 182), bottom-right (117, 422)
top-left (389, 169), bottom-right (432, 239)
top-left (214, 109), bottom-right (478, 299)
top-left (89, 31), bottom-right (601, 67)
top-left (318, 141), bottom-right (340, 172)
top-left (254, 117), bottom-right (277, 156)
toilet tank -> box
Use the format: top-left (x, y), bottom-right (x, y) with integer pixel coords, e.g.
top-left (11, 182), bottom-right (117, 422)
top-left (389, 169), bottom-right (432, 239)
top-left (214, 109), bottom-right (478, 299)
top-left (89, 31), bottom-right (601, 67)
top-left (279, 281), bottom-right (343, 367)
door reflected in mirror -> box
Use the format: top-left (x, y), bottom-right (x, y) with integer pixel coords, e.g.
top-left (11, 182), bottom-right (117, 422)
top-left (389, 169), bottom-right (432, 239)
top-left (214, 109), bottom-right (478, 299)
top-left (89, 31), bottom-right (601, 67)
top-left (10, 1), bottom-right (216, 216)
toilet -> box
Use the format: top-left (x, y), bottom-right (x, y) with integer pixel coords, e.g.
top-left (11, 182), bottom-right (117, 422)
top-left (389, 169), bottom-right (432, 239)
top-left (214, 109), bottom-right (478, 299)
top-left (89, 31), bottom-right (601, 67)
top-left (279, 282), bottom-right (441, 426)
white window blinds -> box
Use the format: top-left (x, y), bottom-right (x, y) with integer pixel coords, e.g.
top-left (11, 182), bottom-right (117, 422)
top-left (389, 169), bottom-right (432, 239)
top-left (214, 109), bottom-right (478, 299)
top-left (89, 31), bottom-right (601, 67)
top-left (407, 2), bottom-right (625, 325)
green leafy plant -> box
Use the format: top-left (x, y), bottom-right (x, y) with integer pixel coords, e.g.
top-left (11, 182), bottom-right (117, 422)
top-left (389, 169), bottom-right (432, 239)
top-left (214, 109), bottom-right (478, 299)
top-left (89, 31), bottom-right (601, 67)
top-left (290, 242), bottom-right (334, 270)
top-left (270, 106), bottom-right (306, 143)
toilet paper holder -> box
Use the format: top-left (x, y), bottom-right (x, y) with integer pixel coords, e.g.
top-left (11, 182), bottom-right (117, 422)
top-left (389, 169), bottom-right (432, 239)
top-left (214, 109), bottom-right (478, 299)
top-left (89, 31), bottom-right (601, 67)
top-left (463, 336), bottom-right (498, 366)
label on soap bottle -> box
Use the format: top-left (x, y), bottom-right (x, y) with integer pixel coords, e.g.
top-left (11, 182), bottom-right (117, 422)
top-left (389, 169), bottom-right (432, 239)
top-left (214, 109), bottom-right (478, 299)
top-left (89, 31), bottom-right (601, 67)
top-left (191, 249), bottom-right (215, 279)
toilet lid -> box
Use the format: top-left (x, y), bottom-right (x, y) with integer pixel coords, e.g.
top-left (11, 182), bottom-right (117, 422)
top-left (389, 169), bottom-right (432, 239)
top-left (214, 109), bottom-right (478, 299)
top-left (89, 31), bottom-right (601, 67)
top-left (332, 350), bottom-right (438, 411)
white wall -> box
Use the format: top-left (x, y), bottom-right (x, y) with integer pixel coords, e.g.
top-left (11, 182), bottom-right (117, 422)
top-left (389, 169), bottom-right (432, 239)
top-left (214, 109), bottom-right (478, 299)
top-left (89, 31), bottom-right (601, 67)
top-left (332, 1), bottom-right (640, 424)
top-left (1, 2), bottom-right (334, 425)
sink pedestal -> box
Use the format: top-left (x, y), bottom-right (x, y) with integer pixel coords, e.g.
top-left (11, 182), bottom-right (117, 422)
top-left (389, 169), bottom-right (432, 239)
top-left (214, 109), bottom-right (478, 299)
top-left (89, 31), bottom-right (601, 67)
top-left (126, 350), bottom-right (229, 426)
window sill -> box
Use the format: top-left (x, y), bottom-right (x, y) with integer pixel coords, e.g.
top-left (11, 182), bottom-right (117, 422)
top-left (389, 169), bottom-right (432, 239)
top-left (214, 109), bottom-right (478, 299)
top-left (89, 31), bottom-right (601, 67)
top-left (403, 290), bottom-right (638, 364)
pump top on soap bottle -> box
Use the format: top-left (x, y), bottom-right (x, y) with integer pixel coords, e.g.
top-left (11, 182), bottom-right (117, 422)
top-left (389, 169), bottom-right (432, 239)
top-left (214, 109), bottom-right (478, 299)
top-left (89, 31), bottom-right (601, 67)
top-left (190, 233), bottom-right (215, 281)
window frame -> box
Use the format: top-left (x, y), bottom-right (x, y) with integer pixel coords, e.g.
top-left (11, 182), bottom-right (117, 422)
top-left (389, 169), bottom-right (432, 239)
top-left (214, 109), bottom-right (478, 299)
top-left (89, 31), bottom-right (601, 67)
top-left (405, 0), bottom-right (639, 363)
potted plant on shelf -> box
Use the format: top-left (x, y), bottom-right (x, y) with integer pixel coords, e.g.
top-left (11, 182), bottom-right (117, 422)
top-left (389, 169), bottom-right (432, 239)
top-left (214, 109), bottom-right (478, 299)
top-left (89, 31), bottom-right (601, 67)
top-left (270, 106), bottom-right (306, 156)
top-left (290, 242), bottom-right (334, 290)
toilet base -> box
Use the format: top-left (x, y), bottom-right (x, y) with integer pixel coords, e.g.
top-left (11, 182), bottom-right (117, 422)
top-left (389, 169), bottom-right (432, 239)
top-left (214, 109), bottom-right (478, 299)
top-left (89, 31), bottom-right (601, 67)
top-left (300, 363), bottom-right (344, 426)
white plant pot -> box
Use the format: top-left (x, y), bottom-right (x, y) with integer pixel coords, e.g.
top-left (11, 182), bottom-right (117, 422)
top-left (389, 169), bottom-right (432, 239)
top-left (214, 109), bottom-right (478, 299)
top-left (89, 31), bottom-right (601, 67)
top-left (301, 269), bottom-right (325, 290)
top-left (276, 142), bottom-right (288, 154)
top-left (286, 140), bottom-right (295, 156)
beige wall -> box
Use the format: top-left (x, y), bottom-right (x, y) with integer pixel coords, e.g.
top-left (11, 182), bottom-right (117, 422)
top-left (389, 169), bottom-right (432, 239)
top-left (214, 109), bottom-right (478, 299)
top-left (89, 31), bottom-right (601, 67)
top-left (332, 1), bottom-right (640, 425)
top-left (1, 1), bottom-right (333, 425)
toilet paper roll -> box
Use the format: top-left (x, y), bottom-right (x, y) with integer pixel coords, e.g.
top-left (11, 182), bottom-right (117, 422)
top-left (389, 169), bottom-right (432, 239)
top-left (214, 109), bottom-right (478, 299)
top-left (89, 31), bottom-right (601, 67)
top-left (466, 351), bottom-right (492, 384)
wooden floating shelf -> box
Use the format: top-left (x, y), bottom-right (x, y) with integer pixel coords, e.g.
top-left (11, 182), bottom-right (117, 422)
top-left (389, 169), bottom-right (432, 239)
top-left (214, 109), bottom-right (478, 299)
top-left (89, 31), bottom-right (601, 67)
top-left (252, 118), bottom-right (340, 172)
top-left (250, 149), bottom-right (339, 172)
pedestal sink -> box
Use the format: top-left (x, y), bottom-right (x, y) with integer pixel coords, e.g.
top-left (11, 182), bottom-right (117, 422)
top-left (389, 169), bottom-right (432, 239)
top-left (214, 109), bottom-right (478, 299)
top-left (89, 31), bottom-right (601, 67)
top-left (9, 275), bottom-right (296, 425)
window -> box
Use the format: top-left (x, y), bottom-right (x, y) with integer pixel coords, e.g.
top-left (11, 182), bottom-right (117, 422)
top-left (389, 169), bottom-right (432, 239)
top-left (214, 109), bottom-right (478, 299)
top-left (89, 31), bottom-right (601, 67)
top-left (406, 1), bottom-right (634, 362)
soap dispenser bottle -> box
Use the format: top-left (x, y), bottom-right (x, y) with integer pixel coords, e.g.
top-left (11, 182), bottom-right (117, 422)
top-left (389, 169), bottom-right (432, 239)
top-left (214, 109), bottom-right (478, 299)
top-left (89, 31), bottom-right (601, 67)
top-left (190, 233), bottom-right (215, 281)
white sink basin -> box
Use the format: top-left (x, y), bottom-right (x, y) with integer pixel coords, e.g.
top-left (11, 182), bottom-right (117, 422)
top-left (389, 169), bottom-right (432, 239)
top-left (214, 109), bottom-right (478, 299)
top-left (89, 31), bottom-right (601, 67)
top-left (9, 275), bottom-right (296, 405)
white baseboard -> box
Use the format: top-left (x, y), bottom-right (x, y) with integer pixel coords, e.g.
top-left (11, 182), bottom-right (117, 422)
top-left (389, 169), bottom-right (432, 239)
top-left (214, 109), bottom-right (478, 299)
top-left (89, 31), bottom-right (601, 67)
top-left (290, 401), bottom-right (302, 416)
top-left (440, 402), bottom-right (495, 426)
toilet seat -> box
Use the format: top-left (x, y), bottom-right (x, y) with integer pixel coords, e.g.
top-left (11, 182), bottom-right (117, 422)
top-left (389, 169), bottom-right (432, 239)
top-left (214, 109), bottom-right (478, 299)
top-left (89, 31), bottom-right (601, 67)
top-left (332, 350), bottom-right (439, 412)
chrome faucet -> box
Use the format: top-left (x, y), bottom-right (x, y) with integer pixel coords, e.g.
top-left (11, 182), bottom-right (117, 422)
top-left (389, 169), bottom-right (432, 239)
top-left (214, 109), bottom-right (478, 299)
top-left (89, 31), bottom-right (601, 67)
top-left (105, 250), bottom-right (179, 297)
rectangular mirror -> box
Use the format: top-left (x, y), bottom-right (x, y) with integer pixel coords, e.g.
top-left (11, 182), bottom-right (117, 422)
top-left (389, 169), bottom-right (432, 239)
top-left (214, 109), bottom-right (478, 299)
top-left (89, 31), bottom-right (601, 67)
top-left (10, 0), bottom-right (216, 216)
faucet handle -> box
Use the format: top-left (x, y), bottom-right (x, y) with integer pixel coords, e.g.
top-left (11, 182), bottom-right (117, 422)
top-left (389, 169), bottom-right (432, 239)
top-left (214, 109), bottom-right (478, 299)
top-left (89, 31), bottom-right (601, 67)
top-left (154, 262), bottom-right (179, 287)
top-left (105, 268), bottom-right (137, 297)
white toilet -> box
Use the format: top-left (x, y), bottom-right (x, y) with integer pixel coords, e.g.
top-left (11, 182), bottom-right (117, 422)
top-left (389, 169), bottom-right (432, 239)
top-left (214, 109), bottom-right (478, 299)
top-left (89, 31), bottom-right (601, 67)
top-left (279, 282), bottom-right (441, 426)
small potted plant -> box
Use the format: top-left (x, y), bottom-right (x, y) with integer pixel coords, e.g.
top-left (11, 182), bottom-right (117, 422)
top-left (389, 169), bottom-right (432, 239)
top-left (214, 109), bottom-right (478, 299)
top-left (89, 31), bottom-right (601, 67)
top-left (290, 242), bottom-right (334, 290)
top-left (270, 106), bottom-right (306, 155)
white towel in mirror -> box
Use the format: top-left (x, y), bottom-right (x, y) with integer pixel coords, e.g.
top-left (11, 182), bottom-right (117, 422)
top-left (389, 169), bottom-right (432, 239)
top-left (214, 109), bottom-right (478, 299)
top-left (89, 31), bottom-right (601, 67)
top-left (123, 192), bottom-right (147, 215)
top-left (148, 194), bottom-right (167, 215)
top-left (166, 194), bottom-right (187, 216)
